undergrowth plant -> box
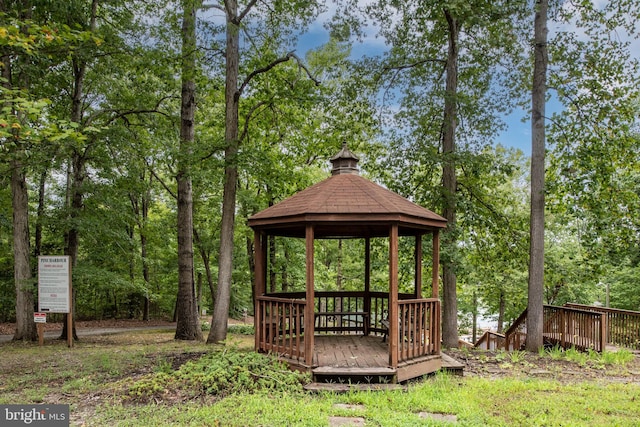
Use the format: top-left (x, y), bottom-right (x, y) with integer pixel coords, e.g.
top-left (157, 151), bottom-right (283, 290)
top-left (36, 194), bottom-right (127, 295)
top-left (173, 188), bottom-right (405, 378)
top-left (227, 324), bottom-right (254, 335)
top-left (564, 347), bottom-right (589, 366)
top-left (508, 350), bottom-right (527, 364)
top-left (127, 348), bottom-right (310, 403)
top-left (599, 348), bottom-right (635, 365)
top-left (543, 345), bottom-right (635, 368)
top-left (545, 345), bottom-right (565, 360)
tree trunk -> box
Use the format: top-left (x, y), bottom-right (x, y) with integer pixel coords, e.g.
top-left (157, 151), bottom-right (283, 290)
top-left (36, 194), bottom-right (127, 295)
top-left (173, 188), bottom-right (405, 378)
top-left (282, 244), bottom-right (290, 292)
top-left (60, 144), bottom-right (84, 341)
top-left (208, 0), bottom-right (240, 344)
top-left (441, 8), bottom-right (460, 349)
top-left (60, 0), bottom-right (99, 342)
top-left (35, 168), bottom-right (47, 258)
top-left (11, 158), bottom-right (37, 341)
top-left (526, 0), bottom-right (548, 352)
top-left (175, 0), bottom-right (202, 340)
top-left (471, 290), bottom-right (477, 343)
top-left (497, 290), bottom-right (505, 334)
top-left (246, 235), bottom-right (255, 314)
top-left (140, 192), bottom-right (150, 321)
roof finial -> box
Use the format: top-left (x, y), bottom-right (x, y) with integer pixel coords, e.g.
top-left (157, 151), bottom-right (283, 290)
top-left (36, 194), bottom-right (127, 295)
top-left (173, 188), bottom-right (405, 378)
top-left (330, 142), bottom-right (360, 175)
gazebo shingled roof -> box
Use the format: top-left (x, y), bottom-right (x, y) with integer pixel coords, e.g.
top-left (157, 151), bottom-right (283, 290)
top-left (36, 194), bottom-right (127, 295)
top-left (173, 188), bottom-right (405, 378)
top-left (248, 144), bottom-right (446, 238)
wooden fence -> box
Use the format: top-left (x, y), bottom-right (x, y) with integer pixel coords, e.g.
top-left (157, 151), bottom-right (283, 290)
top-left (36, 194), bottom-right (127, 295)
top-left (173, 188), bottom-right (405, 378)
top-left (504, 309), bottom-right (528, 351)
top-left (504, 305), bottom-right (606, 352)
top-left (564, 303), bottom-right (640, 350)
top-left (543, 305), bottom-right (606, 352)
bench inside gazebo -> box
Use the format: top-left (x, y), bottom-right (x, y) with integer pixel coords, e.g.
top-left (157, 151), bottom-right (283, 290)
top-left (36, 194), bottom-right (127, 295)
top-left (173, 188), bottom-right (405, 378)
top-left (248, 143), bottom-right (447, 384)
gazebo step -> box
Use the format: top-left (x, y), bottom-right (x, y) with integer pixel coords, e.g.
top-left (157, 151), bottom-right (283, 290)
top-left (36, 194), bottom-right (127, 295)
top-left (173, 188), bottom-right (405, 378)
top-left (440, 352), bottom-right (464, 375)
top-left (312, 366), bottom-right (397, 384)
top-left (313, 366), bottom-right (396, 376)
top-left (304, 382), bottom-right (406, 393)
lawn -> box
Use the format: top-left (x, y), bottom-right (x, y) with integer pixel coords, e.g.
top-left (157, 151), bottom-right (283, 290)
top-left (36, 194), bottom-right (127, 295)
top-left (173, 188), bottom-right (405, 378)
top-left (1, 327), bottom-right (639, 426)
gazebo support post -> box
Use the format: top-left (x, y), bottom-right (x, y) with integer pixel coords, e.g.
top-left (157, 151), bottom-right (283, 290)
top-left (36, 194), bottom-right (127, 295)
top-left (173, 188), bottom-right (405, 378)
top-left (254, 230), bottom-right (267, 351)
top-left (432, 231), bottom-right (440, 299)
top-left (432, 230), bottom-right (442, 353)
top-left (364, 238), bottom-right (371, 335)
top-left (415, 234), bottom-right (423, 299)
top-left (389, 224), bottom-right (399, 368)
top-left (304, 225), bottom-right (315, 366)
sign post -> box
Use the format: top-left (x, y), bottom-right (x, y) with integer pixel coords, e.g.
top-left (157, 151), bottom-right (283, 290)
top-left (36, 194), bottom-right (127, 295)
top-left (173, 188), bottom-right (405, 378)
top-left (34, 312), bottom-right (47, 346)
top-left (38, 256), bottom-right (72, 347)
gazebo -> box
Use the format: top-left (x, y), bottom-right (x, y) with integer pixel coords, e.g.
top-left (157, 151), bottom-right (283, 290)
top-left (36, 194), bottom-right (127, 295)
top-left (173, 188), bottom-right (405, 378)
top-left (248, 143), bottom-right (447, 383)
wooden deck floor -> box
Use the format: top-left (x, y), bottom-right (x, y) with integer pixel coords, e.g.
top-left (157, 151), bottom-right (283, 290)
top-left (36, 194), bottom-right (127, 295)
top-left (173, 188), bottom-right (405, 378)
top-left (273, 334), bottom-right (453, 384)
top-left (313, 335), bottom-right (389, 368)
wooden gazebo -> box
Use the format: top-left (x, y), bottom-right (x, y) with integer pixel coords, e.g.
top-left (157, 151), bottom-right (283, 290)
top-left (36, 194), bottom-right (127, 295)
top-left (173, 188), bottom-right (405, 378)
top-left (248, 143), bottom-right (447, 383)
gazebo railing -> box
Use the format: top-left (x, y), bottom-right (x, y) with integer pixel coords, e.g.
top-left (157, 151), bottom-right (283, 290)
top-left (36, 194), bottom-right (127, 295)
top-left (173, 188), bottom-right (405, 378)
top-left (397, 298), bottom-right (441, 362)
top-left (262, 291), bottom-right (421, 337)
top-left (314, 291), bottom-right (368, 334)
top-left (258, 292), bottom-right (440, 365)
top-left (257, 296), bottom-right (306, 361)
top-left (369, 292), bottom-right (391, 335)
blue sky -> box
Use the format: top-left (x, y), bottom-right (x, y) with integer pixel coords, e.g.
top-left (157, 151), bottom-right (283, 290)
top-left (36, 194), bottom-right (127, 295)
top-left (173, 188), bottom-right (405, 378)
top-left (498, 109), bottom-right (532, 155)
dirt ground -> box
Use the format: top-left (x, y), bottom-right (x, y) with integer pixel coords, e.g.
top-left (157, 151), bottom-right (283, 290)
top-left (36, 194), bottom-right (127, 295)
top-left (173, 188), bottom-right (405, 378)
top-left (0, 316), bottom-right (253, 337)
top-left (443, 347), bottom-right (640, 385)
top-left (0, 318), bottom-right (176, 336)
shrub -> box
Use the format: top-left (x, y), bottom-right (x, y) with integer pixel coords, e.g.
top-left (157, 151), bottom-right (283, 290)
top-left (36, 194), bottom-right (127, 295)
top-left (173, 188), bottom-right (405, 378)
top-left (227, 324), bottom-right (254, 335)
top-left (127, 348), bottom-right (309, 403)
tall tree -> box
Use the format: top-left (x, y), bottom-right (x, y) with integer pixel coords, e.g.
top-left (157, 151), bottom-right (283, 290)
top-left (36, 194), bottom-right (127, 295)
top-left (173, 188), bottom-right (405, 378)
top-left (59, 0), bottom-right (99, 341)
top-left (2, 0), bottom-right (39, 341)
top-left (208, 0), bottom-right (241, 344)
top-left (353, 0), bottom-right (529, 347)
top-left (440, 7), bottom-right (460, 349)
top-left (526, 0), bottom-right (548, 352)
top-left (175, 0), bottom-right (203, 340)
top-left (207, 0), bottom-right (322, 343)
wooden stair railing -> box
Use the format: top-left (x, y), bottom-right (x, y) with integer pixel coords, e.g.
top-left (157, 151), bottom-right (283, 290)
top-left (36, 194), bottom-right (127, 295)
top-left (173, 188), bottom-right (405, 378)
top-left (503, 308), bottom-right (528, 350)
top-left (498, 305), bottom-right (607, 352)
top-left (473, 330), bottom-right (505, 350)
top-left (564, 303), bottom-right (640, 350)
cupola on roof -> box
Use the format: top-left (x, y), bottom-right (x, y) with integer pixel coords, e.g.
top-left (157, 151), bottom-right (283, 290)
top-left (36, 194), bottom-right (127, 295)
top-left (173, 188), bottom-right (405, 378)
top-left (330, 141), bottom-right (360, 175)
top-left (248, 143), bottom-right (446, 238)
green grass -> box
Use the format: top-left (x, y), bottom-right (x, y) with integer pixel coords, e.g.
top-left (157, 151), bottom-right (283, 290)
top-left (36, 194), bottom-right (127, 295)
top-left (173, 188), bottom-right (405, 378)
top-left (88, 374), bottom-right (640, 427)
top-left (2, 331), bottom-right (639, 426)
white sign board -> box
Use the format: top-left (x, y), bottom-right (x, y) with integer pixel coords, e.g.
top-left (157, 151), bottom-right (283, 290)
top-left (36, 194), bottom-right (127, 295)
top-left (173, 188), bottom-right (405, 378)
top-left (38, 256), bottom-right (71, 313)
top-left (34, 312), bottom-right (47, 323)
